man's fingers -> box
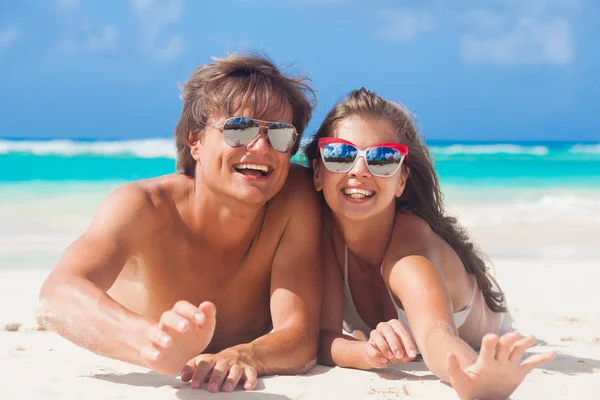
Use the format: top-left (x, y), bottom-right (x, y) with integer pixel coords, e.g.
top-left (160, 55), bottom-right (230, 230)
top-left (147, 325), bottom-right (172, 348)
top-left (378, 323), bottom-right (404, 359)
top-left (140, 345), bottom-right (162, 362)
top-left (479, 333), bottom-right (498, 362)
top-left (520, 351), bottom-right (557, 373)
top-left (370, 330), bottom-right (393, 360)
top-left (496, 332), bottom-right (521, 361)
top-left (180, 365), bottom-right (194, 382)
top-left (206, 359), bottom-right (229, 392)
top-left (508, 336), bottom-right (536, 363)
top-left (222, 364), bottom-right (243, 392)
top-left (243, 366), bottom-right (258, 390)
top-left (199, 301), bottom-right (216, 321)
top-left (173, 300), bottom-right (202, 322)
top-left (160, 310), bottom-right (189, 333)
top-left (190, 359), bottom-right (215, 389)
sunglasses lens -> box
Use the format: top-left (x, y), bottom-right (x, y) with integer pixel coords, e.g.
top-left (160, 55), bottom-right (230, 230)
top-left (267, 123), bottom-right (296, 152)
top-left (222, 117), bottom-right (260, 147)
top-left (366, 147), bottom-right (403, 176)
top-left (321, 143), bottom-right (357, 172)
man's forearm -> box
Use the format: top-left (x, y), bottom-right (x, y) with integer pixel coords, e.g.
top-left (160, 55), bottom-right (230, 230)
top-left (230, 326), bottom-right (318, 376)
top-left (37, 275), bottom-right (154, 367)
top-left (319, 329), bottom-right (373, 370)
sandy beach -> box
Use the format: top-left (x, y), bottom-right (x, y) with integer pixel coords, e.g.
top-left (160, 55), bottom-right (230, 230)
top-left (1, 257), bottom-right (599, 399)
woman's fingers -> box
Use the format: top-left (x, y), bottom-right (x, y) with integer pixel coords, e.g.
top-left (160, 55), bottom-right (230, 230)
top-left (496, 332), bottom-right (521, 361)
top-left (388, 320), bottom-right (416, 360)
top-left (365, 341), bottom-right (389, 367)
top-left (479, 333), bottom-right (499, 362)
top-left (508, 336), bottom-right (536, 363)
top-left (377, 323), bottom-right (404, 359)
top-left (446, 352), bottom-right (473, 398)
top-left (369, 329), bottom-right (394, 360)
top-left (520, 351), bottom-right (557, 373)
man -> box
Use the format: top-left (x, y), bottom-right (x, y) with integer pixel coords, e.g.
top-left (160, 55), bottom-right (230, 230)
top-left (37, 53), bottom-right (322, 393)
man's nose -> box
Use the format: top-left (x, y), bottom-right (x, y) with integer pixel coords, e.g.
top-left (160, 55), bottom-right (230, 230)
top-left (246, 127), bottom-right (270, 153)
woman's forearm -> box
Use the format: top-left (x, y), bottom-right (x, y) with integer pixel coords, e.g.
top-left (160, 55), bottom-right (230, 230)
top-left (319, 329), bottom-right (374, 370)
top-left (420, 323), bottom-right (478, 382)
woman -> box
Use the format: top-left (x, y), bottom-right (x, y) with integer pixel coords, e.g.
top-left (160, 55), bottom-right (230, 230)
top-left (305, 88), bottom-right (556, 400)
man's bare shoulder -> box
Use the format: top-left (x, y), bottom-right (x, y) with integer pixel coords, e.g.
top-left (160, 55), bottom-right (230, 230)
top-left (92, 174), bottom-right (192, 236)
top-left (272, 164), bottom-right (319, 207)
top-left (263, 164), bottom-right (321, 233)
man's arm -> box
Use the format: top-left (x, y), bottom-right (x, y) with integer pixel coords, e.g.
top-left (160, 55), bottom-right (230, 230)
top-left (242, 166), bottom-right (323, 375)
top-left (184, 166), bottom-right (323, 392)
top-left (37, 183), bottom-right (163, 369)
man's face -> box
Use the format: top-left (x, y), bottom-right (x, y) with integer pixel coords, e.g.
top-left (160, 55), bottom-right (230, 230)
top-left (191, 103), bottom-right (295, 206)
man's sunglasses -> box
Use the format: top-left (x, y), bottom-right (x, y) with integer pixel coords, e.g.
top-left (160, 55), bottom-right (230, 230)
top-left (207, 117), bottom-right (298, 153)
top-left (318, 138), bottom-right (408, 177)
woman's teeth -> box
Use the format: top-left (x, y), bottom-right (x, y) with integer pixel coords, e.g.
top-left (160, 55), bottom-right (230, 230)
top-left (343, 188), bottom-right (374, 198)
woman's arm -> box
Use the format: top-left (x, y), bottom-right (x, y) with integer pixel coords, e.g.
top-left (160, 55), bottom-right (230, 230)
top-left (317, 233), bottom-right (388, 370)
top-left (384, 253), bottom-right (478, 381)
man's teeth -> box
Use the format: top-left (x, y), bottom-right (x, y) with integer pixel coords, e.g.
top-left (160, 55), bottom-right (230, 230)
top-left (343, 188), bottom-right (374, 198)
top-left (235, 164), bottom-right (270, 173)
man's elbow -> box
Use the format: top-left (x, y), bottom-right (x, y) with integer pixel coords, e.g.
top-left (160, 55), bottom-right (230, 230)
top-left (292, 338), bottom-right (318, 374)
top-left (289, 327), bottom-right (319, 374)
top-left (295, 356), bottom-right (318, 374)
top-left (36, 275), bottom-right (70, 331)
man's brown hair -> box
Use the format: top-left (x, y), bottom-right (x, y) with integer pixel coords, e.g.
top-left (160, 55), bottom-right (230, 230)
top-left (174, 52), bottom-right (316, 176)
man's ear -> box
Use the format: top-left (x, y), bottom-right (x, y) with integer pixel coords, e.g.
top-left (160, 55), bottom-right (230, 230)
top-left (189, 132), bottom-right (201, 161)
top-left (312, 159), bottom-right (323, 192)
top-left (395, 166), bottom-right (410, 197)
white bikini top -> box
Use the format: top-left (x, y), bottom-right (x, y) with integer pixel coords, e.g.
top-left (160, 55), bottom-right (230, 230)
top-left (341, 245), bottom-right (477, 339)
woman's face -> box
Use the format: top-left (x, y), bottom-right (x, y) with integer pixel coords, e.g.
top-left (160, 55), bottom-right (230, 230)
top-left (313, 115), bottom-right (408, 222)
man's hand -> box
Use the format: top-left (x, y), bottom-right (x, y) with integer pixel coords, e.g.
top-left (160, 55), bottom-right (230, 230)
top-left (181, 348), bottom-right (258, 392)
top-left (140, 301), bottom-right (216, 375)
top-left (447, 332), bottom-right (557, 400)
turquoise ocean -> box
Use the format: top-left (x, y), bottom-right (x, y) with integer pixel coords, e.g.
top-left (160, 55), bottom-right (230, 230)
top-left (1, 138), bottom-right (599, 268)
top-left (1, 139), bottom-right (599, 185)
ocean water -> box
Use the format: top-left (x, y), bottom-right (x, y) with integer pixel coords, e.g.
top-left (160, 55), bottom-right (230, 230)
top-left (1, 138), bottom-right (599, 268)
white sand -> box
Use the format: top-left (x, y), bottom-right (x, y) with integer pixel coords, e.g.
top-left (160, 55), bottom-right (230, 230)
top-left (1, 259), bottom-right (599, 399)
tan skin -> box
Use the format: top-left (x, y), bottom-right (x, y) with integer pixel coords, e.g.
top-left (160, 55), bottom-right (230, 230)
top-left (315, 116), bottom-right (556, 400)
top-left (37, 105), bottom-right (322, 393)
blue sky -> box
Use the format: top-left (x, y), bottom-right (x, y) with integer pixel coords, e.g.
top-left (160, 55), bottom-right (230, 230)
top-left (0, 0), bottom-right (599, 142)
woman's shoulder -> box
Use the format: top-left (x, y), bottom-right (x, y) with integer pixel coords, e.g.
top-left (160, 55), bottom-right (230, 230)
top-left (386, 211), bottom-right (440, 262)
top-left (393, 212), bottom-right (435, 243)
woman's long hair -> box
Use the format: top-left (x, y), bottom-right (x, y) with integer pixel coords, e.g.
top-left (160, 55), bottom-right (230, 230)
top-left (305, 88), bottom-right (506, 313)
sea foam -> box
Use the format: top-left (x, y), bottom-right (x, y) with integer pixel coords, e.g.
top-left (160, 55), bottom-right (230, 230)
top-left (0, 139), bottom-right (176, 158)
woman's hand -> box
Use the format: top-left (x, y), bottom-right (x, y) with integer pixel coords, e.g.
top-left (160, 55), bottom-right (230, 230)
top-left (366, 319), bottom-right (417, 367)
top-left (447, 331), bottom-right (556, 400)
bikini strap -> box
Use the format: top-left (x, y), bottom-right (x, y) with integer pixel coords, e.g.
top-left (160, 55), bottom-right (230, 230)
top-left (344, 245), bottom-right (349, 285)
top-left (467, 274), bottom-right (477, 308)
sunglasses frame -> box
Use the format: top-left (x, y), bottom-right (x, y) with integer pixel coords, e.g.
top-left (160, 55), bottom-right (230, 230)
top-left (317, 137), bottom-right (408, 177)
top-left (207, 116), bottom-right (298, 153)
